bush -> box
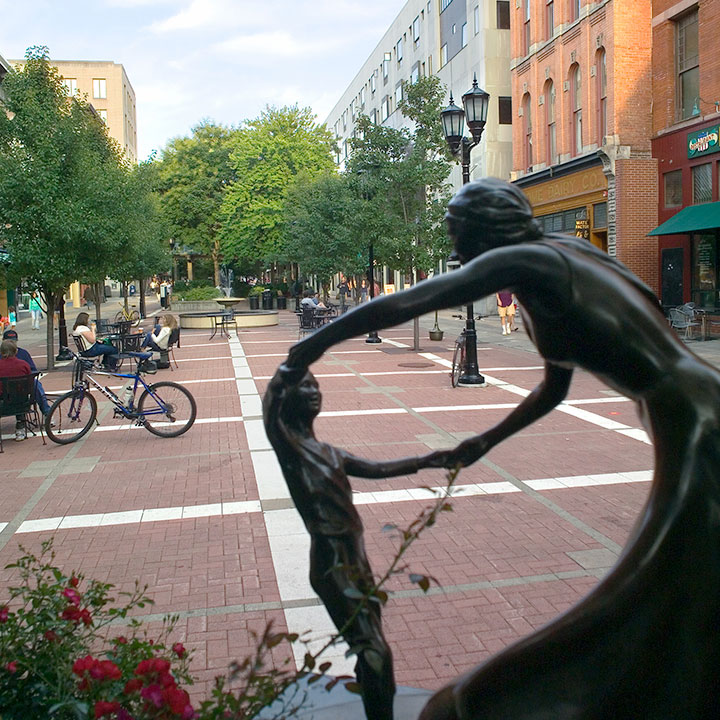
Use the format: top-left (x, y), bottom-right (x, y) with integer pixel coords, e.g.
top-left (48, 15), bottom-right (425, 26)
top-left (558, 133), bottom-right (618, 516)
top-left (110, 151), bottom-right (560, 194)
top-left (178, 286), bottom-right (222, 301)
top-left (247, 286), bottom-right (265, 297)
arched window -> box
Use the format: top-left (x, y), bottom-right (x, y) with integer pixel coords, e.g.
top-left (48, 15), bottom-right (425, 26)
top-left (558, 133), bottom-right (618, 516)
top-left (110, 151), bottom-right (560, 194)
top-left (545, 80), bottom-right (556, 166)
top-left (523, 92), bottom-right (533, 171)
top-left (570, 64), bottom-right (582, 156)
top-left (596, 48), bottom-right (607, 146)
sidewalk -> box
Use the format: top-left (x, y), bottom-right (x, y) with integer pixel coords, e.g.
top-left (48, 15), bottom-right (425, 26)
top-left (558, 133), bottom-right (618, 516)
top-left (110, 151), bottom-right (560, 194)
top-left (0, 305), bottom-right (705, 701)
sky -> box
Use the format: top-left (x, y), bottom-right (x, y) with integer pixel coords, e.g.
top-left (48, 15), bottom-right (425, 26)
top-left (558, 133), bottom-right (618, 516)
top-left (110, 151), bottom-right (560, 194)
top-left (0, 0), bottom-right (404, 161)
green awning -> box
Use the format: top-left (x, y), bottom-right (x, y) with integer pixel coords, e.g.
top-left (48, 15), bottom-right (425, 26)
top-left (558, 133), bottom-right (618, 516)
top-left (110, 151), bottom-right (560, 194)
top-left (648, 201), bottom-right (720, 236)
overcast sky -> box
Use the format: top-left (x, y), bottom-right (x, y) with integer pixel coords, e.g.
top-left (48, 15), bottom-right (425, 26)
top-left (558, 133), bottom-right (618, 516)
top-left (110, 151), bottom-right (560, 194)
top-left (0, 0), bottom-right (404, 160)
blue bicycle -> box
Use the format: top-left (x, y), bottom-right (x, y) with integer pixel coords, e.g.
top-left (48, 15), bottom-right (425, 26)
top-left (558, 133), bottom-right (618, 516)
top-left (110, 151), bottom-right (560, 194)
top-left (45, 348), bottom-right (197, 444)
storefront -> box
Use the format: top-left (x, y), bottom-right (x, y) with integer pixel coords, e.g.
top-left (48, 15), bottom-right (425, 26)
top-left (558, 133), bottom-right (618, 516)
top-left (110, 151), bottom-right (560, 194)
top-left (514, 157), bottom-right (609, 252)
top-left (651, 119), bottom-right (720, 308)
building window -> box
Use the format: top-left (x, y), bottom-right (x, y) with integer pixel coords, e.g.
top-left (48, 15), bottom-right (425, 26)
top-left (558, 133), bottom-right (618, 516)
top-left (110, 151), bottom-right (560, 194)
top-left (395, 82), bottom-right (403, 106)
top-left (383, 53), bottom-right (391, 80)
top-left (546, 0), bottom-right (554, 40)
top-left (545, 80), bottom-right (556, 165)
top-left (664, 170), bottom-right (683, 208)
top-left (523, 93), bottom-right (532, 171)
top-left (474, 5), bottom-right (480, 34)
top-left (411, 62), bottom-right (420, 84)
top-left (462, 22), bottom-right (468, 48)
top-left (571, 64), bottom-right (582, 156)
top-left (497, 0), bottom-right (510, 29)
top-left (597, 48), bottom-right (607, 145)
top-left (63, 78), bottom-right (77, 95)
top-left (692, 163), bottom-right (712, 204)
top-left (570, 0), bottom-right (581, 21)
top-left (441, 0), bottom-right (453, 10)
top-left (97, 109), bottom-right (107, 123)
top-left (413, 16), bottom-right (420, 43)
top-left (523, 0), bottom-right (531, 55)
top-left (342, 111), bottom-right (347, 130)
top-left (92, 78), bottom-right (107, 99)
top-left (441, 44), bottom-right (448, 66)
top-left (593, 202), bottom-right (607, 229)
top-left (370, 73), bottom-right (376, 94)
top-left (381, 95), bottom-right (390, 121)
top-left (360, 87), bottom-right (366, 106)
top-left (397, 38), bottom-right (403, 62)
top-left (676, 10), bottom-right (699, 120)
top-left (499, 96), bottom-right (512, 124)
top-left (370, 109), bottom-right (377, 124)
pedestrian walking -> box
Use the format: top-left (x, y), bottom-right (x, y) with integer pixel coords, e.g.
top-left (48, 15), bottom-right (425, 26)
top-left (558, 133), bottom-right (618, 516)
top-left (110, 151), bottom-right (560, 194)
top-left (29, 292), bottom-right (42, 330)
top-left (496, 290), bottom-right (517, 334)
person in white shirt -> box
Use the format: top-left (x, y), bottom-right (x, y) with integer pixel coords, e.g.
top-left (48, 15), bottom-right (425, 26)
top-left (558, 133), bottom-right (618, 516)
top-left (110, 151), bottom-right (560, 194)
top-left (141, 314), bottom-right (176, 352)
top-left (72, 312), bottom-right (119, 370)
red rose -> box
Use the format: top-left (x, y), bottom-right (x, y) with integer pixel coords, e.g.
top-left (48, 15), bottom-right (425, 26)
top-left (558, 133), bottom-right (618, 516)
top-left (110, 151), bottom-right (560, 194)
top-left (79, 608), bottom-right (93, 626)
top-left (62, 587), bottom-right (82, 606)
top-left (124, 677), bottom-right (143, 694)
top-left (114, 636), bottom-right (128, 645)
top-left (73, 655), bottom-right (96, 676)
top-left (5, 661), bottom-right (17, 673)
top-left (164, 686), bottom-right (192, 715)
top-left (69, 575), bottom-right (80, 588)
top-left (99, 660), bottom-right (122, 681)
top-left (0, 606), bottom-right (9, 623)
top-left (44, 630), bottom-right (58, 642)
top-left (140, 683), bottom-right (164, 708)
top-left (94, 700), bottom-right (121, 718)
top-left (172, 642), bottom-right (187, 659)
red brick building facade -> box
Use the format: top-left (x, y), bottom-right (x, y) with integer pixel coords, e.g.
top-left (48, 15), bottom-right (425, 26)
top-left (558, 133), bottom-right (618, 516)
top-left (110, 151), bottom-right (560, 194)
top-left (510, 0), bottom-right (660, 291)
top-left (651, 0), bottom-right (720, 308)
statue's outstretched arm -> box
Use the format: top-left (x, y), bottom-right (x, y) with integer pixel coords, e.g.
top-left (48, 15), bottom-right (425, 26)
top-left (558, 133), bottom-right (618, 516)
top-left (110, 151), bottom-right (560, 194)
top-left (342, 448), bottom-right (449, 479)
top-left (442, 362), bottom-right (573, 468)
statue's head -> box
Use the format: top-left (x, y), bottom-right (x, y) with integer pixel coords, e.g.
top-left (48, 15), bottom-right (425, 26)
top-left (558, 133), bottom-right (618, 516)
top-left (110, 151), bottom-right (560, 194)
top-left (282, 371), bottom-right (322, 425)
top-left (445, 178), bottom-right (542, 264)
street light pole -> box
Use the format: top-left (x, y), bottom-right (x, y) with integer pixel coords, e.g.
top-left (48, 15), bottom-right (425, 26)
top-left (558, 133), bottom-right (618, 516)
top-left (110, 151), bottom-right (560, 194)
top-left (366, 243), bottom-right (381, 343)
top-left (441, 75), bottom-right (490, 387)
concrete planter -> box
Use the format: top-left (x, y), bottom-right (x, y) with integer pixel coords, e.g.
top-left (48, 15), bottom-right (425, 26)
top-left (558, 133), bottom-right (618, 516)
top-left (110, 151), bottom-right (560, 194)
top-left (173, 299), bottom-right (250, 313)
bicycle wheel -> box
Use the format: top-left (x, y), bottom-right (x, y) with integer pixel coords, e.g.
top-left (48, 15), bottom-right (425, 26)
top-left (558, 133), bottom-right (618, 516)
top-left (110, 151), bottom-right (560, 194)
top-left (45, 388), bottom-right (98, 444)
top-left (138, 381), bottom-right (196, 438)
top-left (129, 310), bottom-right (141, 327)
top-left (451, 339), bottom-right (465, 388)
top-left (114, 310), bottom-right (125, 324)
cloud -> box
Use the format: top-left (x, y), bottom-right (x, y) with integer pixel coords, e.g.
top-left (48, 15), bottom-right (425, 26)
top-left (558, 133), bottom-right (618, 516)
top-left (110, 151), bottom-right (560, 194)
top-left (212, 31), bottom-right (342, 61)
top-left (148, 0), bottom-right (270, 33)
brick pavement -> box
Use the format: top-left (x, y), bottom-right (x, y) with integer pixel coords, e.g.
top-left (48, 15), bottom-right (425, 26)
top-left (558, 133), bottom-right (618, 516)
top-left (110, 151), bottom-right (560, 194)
top-left (1, 301), bottom-right (716, 703)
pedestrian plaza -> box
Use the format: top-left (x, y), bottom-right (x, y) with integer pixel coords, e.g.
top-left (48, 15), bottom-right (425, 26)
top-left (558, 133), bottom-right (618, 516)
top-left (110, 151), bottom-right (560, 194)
top-left (4, 303), bottom-right (714, 700)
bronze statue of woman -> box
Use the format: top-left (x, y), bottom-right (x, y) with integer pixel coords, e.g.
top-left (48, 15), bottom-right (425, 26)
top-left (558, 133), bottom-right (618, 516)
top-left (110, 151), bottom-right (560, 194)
top-left (284, 177), bottom-right (720, 719)
top-left (263, 368), bottom-right (446, 720)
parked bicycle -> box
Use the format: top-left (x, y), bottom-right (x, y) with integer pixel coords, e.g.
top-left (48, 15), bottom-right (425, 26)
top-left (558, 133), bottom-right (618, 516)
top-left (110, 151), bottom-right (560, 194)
top-left (114, 301), bottom-right (141, 327)
top-left (45, 348), bottom-right (196, 444)
top-left (450, 328), bottom-right (467, 388)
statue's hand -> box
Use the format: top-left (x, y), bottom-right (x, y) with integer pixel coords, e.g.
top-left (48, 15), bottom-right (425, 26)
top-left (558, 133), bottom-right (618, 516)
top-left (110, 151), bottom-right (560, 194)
top-left (276, 362), bottom-right (306, 387)
top-left (421, 450), bottom-right (455, 469)
top-left (444, 435), bottom-right (491, 468)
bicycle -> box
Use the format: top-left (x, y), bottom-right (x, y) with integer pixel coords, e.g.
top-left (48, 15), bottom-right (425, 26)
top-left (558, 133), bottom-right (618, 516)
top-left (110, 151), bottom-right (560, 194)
top-left (450, 328), bottom-right (466, 388)
top-left (46, 348), bottom-right (197, 444)
top-left (114, 301), bottom-right (141, 327)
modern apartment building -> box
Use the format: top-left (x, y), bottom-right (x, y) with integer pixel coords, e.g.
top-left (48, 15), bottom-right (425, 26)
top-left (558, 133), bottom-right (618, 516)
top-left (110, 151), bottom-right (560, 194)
top-left (649, 0), bottom-right (720, 309)
top-left (509, 0), bottom-right (659, 290)
top-left (326, 0), bottom-right (513, 187)
top-left (9, 58), bottom-right (138, 164)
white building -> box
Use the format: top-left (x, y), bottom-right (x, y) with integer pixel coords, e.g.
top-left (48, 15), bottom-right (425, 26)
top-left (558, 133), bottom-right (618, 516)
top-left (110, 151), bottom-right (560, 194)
top-left (326, 0), bottom-right (513, 188)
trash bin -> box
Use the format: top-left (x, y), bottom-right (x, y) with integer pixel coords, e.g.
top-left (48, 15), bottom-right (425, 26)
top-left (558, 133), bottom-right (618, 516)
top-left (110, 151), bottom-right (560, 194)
top-left (261, 289), bottom-right (274, 310)
top-left (104, 285), bottom-right (112, 299)
top-left (276, 296), bottom-right (287, 310)
top-left (249, 296), bottom-right (260, 310)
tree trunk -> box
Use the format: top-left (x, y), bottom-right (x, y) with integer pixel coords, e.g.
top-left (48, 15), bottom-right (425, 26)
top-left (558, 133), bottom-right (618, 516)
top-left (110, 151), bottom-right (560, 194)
top-left (122, 282), bottom-right (129, 312)
top-left (409, 269), bottom-right (420, 351)
top-left (43, 290), bottom-right (56, 372)
top-left (93, 282), bottom-right (103, 325)
top-left (212, 241), bottom-right (221, 287)
top-left (139, 278), bottom-right (146, 318)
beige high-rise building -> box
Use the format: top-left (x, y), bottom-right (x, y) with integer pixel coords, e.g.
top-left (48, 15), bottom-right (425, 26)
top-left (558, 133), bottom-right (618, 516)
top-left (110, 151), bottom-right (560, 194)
top-left (10, 58), bottom-right (137, 163)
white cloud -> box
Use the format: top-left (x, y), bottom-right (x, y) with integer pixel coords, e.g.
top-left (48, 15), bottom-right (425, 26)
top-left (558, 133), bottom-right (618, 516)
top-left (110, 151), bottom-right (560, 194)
top-left (149, 0), bottom-right (270, 33)
top-left (213, 31), bottom-right (341, 61)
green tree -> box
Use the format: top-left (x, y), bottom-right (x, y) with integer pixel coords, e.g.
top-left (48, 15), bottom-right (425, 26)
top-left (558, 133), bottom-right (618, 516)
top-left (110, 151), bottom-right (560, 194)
top-left (156, 122), bottom-right (236, 287)
top-left (284, 172), bottom-right (366, 293)
top-left (0, 47), bottom-right (132, 368)
top-left (220, 105), bottom-right (336, 268)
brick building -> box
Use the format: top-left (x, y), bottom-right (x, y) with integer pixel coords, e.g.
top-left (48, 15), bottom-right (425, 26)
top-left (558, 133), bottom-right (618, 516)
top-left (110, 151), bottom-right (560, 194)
top-left (649, 0), bottom-right (720, 309)
top-left (510, 0), bottom-right (659, 291)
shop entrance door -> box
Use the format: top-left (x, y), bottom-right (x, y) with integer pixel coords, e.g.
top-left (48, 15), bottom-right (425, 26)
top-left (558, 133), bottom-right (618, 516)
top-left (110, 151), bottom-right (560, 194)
top-left (661, 247), bottom-right (684, 308)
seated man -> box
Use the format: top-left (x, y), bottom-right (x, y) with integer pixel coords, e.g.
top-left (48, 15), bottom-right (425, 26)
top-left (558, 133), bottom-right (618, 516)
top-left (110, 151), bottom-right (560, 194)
top-left (300, 290), bottom-right (326, 310)
top-left (2, 329), bottom-right (51, 419)
top-left (0, 339), bottom-right (33, 441)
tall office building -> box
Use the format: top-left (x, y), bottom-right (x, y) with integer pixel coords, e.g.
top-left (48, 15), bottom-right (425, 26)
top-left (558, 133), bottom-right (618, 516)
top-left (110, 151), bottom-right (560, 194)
top-left (9, 58), bottom-right (138, 164)
top-left (326, 0), bottom-right (513, 188)
top-left (509, 0), bottom-right (658, 291)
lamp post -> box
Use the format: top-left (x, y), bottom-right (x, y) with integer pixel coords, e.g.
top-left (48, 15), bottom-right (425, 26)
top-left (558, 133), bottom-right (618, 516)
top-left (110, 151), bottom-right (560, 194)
top-left (441, 74), bottom-right (489, 387)
top-left (355, 168), bottom-right (381, 344)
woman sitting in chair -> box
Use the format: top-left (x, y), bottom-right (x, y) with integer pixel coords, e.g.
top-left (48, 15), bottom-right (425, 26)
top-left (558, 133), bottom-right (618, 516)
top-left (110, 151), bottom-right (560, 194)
top-left (141, 314), bottom-right (176, 353)
top-left (72, 312), bottom-right (119, 370)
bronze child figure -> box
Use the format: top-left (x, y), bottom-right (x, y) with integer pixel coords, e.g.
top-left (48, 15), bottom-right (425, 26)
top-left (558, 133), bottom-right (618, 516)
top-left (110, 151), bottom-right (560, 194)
top-left (263, 368), bottom-right (445, 720)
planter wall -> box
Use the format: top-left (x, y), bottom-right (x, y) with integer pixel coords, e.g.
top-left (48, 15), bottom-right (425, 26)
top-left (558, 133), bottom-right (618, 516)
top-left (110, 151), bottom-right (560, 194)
top-left (173, 299), bottom-right (250, 313)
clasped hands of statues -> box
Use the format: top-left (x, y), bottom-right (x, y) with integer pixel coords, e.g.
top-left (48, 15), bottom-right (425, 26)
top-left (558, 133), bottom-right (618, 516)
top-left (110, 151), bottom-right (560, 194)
top-left (274, 363), bottom-right (490, 470)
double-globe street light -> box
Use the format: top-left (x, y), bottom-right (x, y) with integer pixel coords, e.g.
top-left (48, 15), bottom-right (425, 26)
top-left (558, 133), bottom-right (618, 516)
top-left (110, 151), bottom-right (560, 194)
top-left (441, 74), bottom-right (490, 386)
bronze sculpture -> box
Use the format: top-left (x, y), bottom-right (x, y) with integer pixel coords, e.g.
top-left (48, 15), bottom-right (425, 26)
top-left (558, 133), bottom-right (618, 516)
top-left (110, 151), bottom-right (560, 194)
top-left (263, 369), bottom-right (446, 720)
top-left (277, 177), bottom-right (720, 719)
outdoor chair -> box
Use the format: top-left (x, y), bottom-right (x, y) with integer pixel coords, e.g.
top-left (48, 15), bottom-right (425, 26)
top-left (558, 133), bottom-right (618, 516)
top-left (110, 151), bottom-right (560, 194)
top-left (0, 372), bottom-right (45, 453)
top-left (669, 307), bottom-right (700, 340)
top-left (159, 328), bottom-right (180, 371)
top-left (297, 305), bottom-right (317, 338)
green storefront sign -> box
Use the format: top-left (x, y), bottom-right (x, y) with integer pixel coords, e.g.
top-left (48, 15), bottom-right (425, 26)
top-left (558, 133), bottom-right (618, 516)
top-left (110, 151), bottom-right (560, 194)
top-left (688, 124), bottom-right (720, 158)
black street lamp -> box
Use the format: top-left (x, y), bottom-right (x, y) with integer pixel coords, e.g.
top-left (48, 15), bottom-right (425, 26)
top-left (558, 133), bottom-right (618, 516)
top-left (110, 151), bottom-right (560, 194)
top-left (441, 74), bottom-right (490, 386)
top-left (355, 168), bottom-right (381, 344)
